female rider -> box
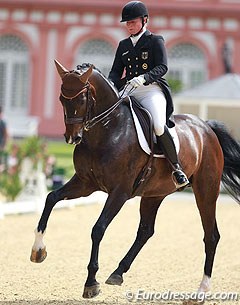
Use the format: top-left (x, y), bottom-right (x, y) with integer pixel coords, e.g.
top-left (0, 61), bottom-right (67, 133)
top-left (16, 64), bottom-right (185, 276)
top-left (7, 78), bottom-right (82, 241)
top-left (108, 1), bottom-right (189, 189)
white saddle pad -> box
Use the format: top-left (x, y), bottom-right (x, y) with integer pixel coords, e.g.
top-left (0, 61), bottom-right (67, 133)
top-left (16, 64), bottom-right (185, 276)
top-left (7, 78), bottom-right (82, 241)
top-left (129, 99), bottom-right (180, 158)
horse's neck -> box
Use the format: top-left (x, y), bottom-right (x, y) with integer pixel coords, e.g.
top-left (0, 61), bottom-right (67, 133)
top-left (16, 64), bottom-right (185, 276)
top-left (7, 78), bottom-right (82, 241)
top-left (84, 71), bottom-right (133, 145)
top-left (86, 83), bottom-right (130, 145)
top-left (92, 76), bottom-right (120, 115)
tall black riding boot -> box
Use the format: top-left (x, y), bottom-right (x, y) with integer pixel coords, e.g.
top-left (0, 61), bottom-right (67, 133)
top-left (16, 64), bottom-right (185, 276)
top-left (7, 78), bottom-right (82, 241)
top-left (157, 126), bottom-right (189, 189)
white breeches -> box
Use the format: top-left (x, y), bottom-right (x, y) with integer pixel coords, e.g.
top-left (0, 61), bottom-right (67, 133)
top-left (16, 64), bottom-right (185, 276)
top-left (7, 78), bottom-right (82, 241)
top-left (122, 83), bottom-right (167, 136)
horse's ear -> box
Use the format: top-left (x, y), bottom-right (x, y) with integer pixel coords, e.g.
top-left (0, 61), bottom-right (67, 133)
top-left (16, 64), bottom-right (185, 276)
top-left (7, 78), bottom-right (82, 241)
top-left (80, 65), bottom-right (93, 84)
top-left (54, 59), bottom-right (69, 79)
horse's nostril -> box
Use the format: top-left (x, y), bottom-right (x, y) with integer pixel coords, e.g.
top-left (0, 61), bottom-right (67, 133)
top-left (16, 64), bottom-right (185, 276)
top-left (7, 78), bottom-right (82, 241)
top-left (74, 136), bottom-right (82, 144)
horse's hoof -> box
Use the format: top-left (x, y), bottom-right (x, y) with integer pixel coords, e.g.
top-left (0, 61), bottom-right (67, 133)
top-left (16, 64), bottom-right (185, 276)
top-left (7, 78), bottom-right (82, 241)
top-left (105, 273), bottom-right (123, 286)
top-left (30, 247), bottom-right (47, 263)
top-left (82, 283), bottom-right (101, 298)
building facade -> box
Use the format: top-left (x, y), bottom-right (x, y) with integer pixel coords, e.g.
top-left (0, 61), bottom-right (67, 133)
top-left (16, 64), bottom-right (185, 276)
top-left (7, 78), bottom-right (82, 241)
top-left (0, 0), bottom-right (240, 138)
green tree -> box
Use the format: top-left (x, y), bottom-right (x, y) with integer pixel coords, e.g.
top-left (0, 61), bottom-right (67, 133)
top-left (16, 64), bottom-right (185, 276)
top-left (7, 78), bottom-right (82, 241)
top-left (167, 78), bottom-right (183, 94)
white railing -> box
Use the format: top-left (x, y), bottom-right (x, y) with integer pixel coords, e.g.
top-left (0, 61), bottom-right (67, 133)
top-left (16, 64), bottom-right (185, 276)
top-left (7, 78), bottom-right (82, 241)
top-left (174, 97), bottom-right (240, 140)
top-left (6, 115), bottom-right (39, 138)
top-left (0, 191), bottom-right (108, 219)
top-left (0, 191), bottom-right (235, 220)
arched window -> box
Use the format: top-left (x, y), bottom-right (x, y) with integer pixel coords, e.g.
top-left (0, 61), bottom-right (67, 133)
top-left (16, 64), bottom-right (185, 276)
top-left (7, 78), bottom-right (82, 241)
top-left (75, 39), bottom-right (114, 77)
top-left (0, 35), bottom-right (29, 114)
top-left (168, 43), bottom-right (207, 89)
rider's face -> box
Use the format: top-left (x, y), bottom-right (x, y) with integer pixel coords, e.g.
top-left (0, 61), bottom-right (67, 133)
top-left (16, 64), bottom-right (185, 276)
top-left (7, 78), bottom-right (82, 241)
top-left (126, 18), bottom-right (143, 35)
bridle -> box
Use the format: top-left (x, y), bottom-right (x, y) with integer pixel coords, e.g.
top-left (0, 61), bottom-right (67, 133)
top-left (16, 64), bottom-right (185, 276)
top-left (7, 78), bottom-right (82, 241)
top-left (61, 85), bottom-right (89, 100)
top-left (60, 81), bottom-right (125, 131)
top-left (61, 82), bottom-right (91, 126)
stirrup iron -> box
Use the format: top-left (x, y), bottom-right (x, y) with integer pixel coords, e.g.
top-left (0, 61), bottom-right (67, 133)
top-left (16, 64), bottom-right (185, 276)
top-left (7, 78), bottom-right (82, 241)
top-left (172, 169), bottom-right (189, 189)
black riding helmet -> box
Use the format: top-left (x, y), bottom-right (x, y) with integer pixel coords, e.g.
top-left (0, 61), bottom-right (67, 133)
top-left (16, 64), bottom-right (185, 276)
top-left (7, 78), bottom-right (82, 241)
top-left (121, 1), bottom-right (148, 22)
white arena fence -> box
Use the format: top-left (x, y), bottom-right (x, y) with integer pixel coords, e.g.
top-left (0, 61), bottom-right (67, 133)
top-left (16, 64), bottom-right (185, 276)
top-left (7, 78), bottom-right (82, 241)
top-left (0, 191), bottom-right (235, 220)
top-left (0, 191), bottom-right (108, 219)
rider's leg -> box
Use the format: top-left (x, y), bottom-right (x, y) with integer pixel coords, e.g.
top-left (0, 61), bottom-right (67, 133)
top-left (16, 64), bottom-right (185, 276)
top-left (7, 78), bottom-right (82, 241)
top-left (133, 84), bottom-right (189, 189)
top-left (156, 126), bottom-right (189, 188)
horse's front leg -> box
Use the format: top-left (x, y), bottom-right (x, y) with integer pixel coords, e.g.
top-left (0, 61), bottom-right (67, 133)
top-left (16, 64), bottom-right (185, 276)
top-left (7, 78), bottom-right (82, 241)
top-left (82, 189), bottom-right (129, 298)
top-left (106, 196), bottom-right (163, 286)
top-left (30, 174), bottom-right (95, 263)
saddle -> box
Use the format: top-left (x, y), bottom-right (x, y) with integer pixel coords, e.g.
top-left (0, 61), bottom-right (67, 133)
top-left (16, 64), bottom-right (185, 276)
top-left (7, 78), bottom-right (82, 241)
top-left (124, 96), bottom-right (160, 195)
top-left (124, 96), bottom-right (179, 195)
top-left (125, 96), bottom-right (163, 155)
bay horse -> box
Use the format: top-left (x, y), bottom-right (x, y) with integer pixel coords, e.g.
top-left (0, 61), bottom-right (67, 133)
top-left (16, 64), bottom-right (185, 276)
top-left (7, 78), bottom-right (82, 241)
top-left (30, 61), bottom-right (240, 299)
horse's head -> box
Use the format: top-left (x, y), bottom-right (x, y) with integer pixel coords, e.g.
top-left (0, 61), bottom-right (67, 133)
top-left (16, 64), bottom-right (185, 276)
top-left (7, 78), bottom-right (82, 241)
top-left (55, 60), bottom-right (95, 144)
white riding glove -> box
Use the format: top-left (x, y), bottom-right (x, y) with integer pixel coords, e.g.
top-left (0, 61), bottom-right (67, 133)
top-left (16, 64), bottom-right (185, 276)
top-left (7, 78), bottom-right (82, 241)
top-left (129, 75), bottom-right (146, 88)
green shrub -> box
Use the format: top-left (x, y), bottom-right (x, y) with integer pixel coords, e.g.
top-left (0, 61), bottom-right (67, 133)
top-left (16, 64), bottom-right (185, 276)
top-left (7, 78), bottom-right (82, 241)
top-left (0, 172), bottom-right (22, 201)
top-left (0, 136), bottom-right (49, 201)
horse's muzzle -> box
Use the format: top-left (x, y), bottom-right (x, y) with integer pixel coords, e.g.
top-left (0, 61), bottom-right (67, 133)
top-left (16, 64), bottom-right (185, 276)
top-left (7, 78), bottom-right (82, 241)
top-left (65, 132), bottom-right (82, 145)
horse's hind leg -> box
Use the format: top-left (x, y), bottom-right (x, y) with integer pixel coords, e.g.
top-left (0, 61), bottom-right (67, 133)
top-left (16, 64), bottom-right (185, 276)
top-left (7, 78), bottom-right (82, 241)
top-left (106, 196), bottom-right (163, 286)
top-left (193, 172), bottom-right (221, 294)
top-left (30, 174), bottom-right (95, 263)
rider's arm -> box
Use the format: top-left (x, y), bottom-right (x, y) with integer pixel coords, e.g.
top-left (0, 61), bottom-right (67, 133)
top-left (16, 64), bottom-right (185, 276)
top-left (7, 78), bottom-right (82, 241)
top-left (144, 35), bottom-right (168, 85)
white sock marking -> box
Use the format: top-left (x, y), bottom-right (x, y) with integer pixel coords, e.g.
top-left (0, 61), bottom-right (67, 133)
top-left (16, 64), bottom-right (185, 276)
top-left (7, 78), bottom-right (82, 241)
top-left (198, 274), bottom-right (211, 293)
top-left (32, 228), bottom-right (46, 251)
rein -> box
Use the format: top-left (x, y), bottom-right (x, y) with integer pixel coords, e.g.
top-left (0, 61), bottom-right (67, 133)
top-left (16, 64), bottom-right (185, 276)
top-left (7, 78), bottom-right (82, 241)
top-left (83, 83), bottom-right (134, 131)
top-left (84, 97), bottom-right (124, 131)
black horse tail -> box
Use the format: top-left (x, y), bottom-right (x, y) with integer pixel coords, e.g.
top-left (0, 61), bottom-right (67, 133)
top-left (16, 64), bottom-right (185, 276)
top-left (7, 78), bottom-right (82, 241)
top-left (206, 119), bottom-right (240, 204)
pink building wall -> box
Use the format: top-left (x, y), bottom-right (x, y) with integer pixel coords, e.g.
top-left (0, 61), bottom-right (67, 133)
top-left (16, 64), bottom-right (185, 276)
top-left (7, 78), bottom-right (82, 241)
top-left (0, 0), bottom-right (240, 137)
